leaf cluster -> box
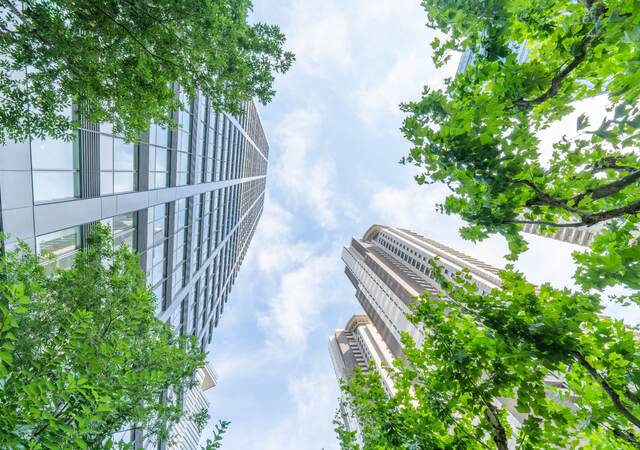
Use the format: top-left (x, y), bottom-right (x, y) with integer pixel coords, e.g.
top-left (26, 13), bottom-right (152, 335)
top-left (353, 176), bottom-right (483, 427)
top-left (403, 0), bottom-right (640, 263)
top-left (0, 224), bottom-right (206, 449)
top-left (338, 260), bottom-right (640, 449)
top-left (0, 0), bottom-right (294, 143)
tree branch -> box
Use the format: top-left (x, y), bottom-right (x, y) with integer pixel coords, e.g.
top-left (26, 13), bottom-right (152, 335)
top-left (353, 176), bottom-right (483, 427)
top-left (571, 170), bottom-right (640, 205)
top-left (573, 351), bottom-right (640, 429)
top-left (91, 5), bottom-right (181, 70)
top-left (516, 180), bottom-right (583, 214)
top-left (589, 157), bottom-right (639, 174)
top-left (507, 219), bottom-right (587, 228)
top-left (513, 5), bottom-right (605, 109)
top-left (483, 402), bottom-right (509, 450)
top-left (31, 399), bottom-right (70, 439)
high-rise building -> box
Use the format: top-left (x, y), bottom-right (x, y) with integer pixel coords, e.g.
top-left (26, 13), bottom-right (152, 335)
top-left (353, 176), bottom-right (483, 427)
top-left (328, 314), bottom-right (395, 444)
top-left (328, 314), bottom-right (396, 395)
top-left (0, 92), bottom-right (268, 448)
top-left (341, 224), bottom-right (501, 359)
top-left (333, 225), bottom-right (542, 445)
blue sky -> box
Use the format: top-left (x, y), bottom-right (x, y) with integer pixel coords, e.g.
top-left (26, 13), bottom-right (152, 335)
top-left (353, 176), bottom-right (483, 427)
top-left (201, 1), bottom-right (636, 448)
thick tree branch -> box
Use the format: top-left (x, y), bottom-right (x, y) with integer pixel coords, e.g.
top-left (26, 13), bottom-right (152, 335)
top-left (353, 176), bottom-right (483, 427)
top-left (581, 199), bottom-right (640, 224)
top-left (571, 170), bottom-right (640, 205)
top-left (589, 157), bottom-right (639, 174)
top-left (573, 351), bottom-right (640, 429)
top-left (507, 199), bottom-right (640, 228)
top-left (483, 402), bottom-right (509, 450)
top-left (513, 5), bottom-right (605, 109)
top-left (518, 179), bottom-right (582, 215)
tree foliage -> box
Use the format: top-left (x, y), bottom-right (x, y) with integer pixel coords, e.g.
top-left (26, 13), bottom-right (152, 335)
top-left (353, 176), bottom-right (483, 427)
top-left (203, 419), bottom-right (230, 450)
top-left (0, 225), bottom-right (207, 448)
top-left (0, 0), bottom-right (294, 143)
top-left (402, 0), bottom-right (640, 268)
top-left (337, 261), bottom-right (640, 449)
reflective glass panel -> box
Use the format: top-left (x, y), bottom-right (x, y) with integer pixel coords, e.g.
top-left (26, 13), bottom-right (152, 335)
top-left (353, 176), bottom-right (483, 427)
top-left (114, 172), bottom-right (134, 193)
top-left (113, 212), bottom-right (135, 234)
top-left (36, 226), bottom-right (81, 257)
top-left (114, 139), bottom-right (136, 171)
top-left (33, 172), bottom-right (79, 203)
top-left (31, 138), bottom-right (77, 169)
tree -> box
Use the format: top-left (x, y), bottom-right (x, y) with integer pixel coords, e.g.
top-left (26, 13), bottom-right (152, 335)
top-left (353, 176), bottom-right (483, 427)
top-left (337, 262), bottom-right (640, 449)
top-left (0, 225), bottom-right (208, 448)
top-left (401, 0), bottom-right (639, 284)
top-left (0, 0), bottom-right (294, 143)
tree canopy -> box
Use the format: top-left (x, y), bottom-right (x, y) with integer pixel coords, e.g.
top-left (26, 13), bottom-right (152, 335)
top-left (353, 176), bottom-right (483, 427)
top-left (0, 0), bottom-right (294, 143)
top-left (337, 262), bottom-right (640, 449)
top-left (402, 0), bottom-right (639, 278)
top-left (0, 225), bottom-right (207, 448)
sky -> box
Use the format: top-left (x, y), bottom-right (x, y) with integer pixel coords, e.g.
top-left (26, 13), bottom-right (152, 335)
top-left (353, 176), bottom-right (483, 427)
top-left (201, 1), bottom-right (638, 449)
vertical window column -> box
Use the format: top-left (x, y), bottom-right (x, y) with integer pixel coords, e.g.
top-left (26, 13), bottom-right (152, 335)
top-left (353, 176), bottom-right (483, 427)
top-left (175, 92), bottom-right (192, 186)
top-left (148, 124), bottom-right (171, 189)
top-left (146, 204), bottom-right (169, 308)
top-left (172, 197), bottom-right (190, 294)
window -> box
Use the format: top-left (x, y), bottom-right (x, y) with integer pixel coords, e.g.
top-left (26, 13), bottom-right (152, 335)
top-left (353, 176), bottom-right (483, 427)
top-left (114, 212), bottom-right (137, 249)
top-left (113, 139), bottom-right (138, 193)
top-left (192, 286), bottom-right (198, 332)
top-left (147, 204), bottom-right (169, 308)
top-left (101, 211), bottom-right (137, 250)
top-left (36, 226), bottom-right (82, 271)
top-left (149, 124), bottom-right (171, 189)
top-left (180, 296), bottom-right (188, 335)
top-left (100, 135), bottom-right (138, 195)
top-left (173, 197), bottom-right (190, 292)
top-left (31, 135), bottom-right (80, 203)
top-left (196, 105), bottom-right (206, 184)
top-left (175, 94), bottom-right (192, 186)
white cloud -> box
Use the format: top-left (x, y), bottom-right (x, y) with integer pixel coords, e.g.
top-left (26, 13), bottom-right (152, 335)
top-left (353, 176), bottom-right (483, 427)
top-left (252, 195), bottom-right (314, 273)
top-left (271, 107), bottom-right (352, 229)
top-left (344, 0), bottom-right (459, 129)
top-left (353, 53), bottom-right (431, 129)
top-left (369, 182), bottom-right (448, 231)
top-left (287, 0), bottom-right (351, 77)
top-left (258, 248), bottom-right (344, 356)
top-left (260, 371), bottom-right (341, 450)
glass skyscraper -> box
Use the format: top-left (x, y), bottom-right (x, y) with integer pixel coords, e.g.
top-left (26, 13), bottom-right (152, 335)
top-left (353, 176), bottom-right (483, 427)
top-left (0, 91), bottom-right (268, 448)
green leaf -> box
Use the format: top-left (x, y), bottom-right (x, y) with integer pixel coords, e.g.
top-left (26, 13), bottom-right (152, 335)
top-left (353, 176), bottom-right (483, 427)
top-left (577, 113), bottom-right (589, 130)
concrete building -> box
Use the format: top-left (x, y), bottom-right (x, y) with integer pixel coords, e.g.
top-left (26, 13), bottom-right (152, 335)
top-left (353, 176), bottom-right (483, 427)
top-left (328, 315), bottom-right (396, 444)
top-left (334, 225), bottom-right (551, 447)
top-left (341, 225), bottom-right (501, 359)
top-left (0, 91), bottom-right (268, 448)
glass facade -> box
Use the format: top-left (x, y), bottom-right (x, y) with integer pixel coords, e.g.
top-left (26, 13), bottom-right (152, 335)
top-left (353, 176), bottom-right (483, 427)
top-left (4, 93), bottom-right (269, 450)
top-left (100, 130), bottom-right (138, 195)
top-left (175, 92), bottom-right (192, 186)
